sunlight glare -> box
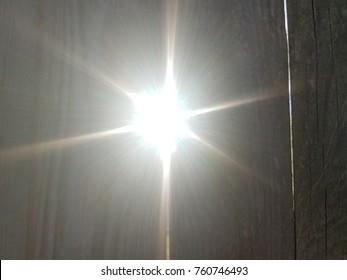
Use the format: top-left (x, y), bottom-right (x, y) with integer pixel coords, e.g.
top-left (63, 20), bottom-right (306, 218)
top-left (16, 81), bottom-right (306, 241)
top-left (133, 78), bottom-right (189, 155)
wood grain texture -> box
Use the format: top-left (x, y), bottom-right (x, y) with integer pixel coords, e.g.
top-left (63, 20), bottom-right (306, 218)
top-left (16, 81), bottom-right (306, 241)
top-left (288, 0), bottom-right (347, 259)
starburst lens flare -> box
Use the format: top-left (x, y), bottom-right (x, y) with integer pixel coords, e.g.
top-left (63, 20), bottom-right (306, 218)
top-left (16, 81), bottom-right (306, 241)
top-left (133, 79), bottom-right (190, 155)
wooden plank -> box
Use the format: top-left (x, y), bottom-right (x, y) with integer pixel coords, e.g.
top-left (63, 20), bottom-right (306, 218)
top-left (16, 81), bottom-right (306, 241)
top-left (288, 0), bottom-right (347, 259)
top-left (171, 0), bottom-right (294, 259)
top-left (0, 0), bottom-right (164, 259)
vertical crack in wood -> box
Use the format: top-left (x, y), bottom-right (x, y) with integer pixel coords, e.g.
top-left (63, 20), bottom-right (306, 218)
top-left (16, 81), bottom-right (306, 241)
top-left (311, 0), bottom-right (319, 142)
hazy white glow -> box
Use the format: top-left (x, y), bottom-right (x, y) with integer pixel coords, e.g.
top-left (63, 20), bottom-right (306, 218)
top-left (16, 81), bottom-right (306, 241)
top-left (133, 78), bottom-right (189, 155)
top-left (0, 125), bottom-right (134, 160)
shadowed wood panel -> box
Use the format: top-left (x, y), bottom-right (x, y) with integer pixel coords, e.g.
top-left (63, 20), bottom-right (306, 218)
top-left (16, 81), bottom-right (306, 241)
top-left (170, 0), bottom-right (294, 259)
top-left (288, 0), bottom-right (347, 259)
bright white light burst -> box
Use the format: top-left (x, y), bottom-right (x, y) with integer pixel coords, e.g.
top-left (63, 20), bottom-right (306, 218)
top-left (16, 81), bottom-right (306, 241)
top-left (132, 74), bottom-right (190, 155)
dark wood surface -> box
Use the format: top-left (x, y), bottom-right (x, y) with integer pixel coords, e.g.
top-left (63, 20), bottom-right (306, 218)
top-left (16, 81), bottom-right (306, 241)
top-left (288, 0), bottom-right (347, 259)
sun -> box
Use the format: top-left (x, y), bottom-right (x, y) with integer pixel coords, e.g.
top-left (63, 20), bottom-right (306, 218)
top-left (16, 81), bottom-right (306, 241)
top-left (132, 77), bottom-right (190, 156)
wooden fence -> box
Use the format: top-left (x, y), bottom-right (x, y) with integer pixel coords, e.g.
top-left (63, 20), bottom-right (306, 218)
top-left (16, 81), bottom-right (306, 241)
top-left (0, 0), bottom-right (346, 259)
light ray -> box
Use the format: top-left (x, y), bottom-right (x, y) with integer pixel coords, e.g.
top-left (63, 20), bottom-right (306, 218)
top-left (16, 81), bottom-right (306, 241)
top-left (47, 40), bottom-right (139, 101)
top-left (81, 63), bottom-right (139, 101)
top-left (155, 0), bottom-right (179, 259)
top-left (158, 152), bottom-right (171, 259)
top-left (0, 125), bottom-right (134, 160)
top-left (165, 0), bottom-right (178, 67)
top-left (188, 131), bottom-right (254, 177)
top-left (188, 131), bottom-right (233, 161)
top-left (9, 5), bottom-right (138, 101)
top-left (184, 89), bottom-right (282, 119)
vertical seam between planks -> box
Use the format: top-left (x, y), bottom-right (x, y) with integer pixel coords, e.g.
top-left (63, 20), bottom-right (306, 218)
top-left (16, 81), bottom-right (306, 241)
top-left (283, 0), bottom-right (297, 260)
